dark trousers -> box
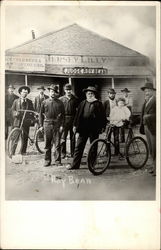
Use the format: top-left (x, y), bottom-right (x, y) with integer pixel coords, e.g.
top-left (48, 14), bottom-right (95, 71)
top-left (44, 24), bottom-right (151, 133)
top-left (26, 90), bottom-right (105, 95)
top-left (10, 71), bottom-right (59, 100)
top-left (5, 122), bottom-right (12, 140)
top-left (120, 127), bottom-right (125, 142)
top-left (22, 126), bottom-right (30, 153)
top-left (5, 120), bottom-right (13, 139)
top-left (44, 124), bottom-right (61, 164)
top-left (12, 125), bottom-right (29, 154)
top-left (61, 117), bottom-right (75, 157)
top-left (71, 131), bottom-right (99, 169)
top-left (108, 126), bottom-right (120, 155)
top-left (145, 125), bottom-right (156, 169)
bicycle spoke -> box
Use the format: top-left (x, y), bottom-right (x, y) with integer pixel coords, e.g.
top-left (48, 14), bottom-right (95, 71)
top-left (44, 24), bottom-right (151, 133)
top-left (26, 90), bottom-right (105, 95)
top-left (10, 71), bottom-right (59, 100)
top-left (126, 137), bottom-right (148, 169)
top-left (88, 139), bottom-right (111, 175)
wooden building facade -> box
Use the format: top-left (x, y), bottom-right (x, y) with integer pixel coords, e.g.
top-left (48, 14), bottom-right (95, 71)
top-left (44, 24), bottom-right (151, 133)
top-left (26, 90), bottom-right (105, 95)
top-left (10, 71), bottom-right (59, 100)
top-left (5, 24), bottom-right (154, 114)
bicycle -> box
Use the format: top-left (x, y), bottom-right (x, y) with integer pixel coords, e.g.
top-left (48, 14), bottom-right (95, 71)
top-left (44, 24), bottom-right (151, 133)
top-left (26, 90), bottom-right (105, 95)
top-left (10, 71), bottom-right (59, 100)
top-left (7, 109), bottom-right (45, 158)
top-left (87, 120), bottom-right (149, 175)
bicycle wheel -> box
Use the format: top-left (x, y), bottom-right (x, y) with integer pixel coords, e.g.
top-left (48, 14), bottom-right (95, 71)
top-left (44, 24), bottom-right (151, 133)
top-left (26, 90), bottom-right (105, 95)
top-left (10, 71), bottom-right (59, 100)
top-left (126, 136), bottom-right (149, 169)
top-left (35, 128), bottom-right (45, 154)
top-left (7, 128), bottom-right (23, 158)
top-left (87, 139), bottom-right (111, 175)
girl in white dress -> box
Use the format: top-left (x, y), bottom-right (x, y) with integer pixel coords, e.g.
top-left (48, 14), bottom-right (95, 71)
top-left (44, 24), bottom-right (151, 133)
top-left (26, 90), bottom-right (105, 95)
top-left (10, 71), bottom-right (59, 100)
top-left (110, 97), bottom-right (131, 127)
top-left (109, 98), bottom-right (131, 157)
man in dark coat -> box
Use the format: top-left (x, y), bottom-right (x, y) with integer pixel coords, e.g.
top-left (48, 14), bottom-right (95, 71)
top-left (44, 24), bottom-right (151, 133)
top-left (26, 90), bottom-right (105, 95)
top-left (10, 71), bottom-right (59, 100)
top-left (140, 80), bottom-right (156, 176)
top-left (103, 88), bottom-right (117, 118)
top-left (66, 86), bottom-right (106, 170)
top-left (12, 85), bottom-right (34, 154)
top-left (33, 85), bottom-right (48, 113)
top-left (5, 84), bottom-right (18, 139)
top-left (59, 83), bottom-right (79, 158)
top-left (103, 88), bottom-right (120, 155)
top-left (39, 84), bottom-right (65, 167)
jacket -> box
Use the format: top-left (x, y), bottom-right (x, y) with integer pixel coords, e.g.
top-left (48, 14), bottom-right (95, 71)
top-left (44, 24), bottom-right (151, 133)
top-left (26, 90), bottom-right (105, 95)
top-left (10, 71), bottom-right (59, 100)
top-left (140, 95), bottom-right (156, 135)
top-left (5, 93), bottom-right (19, 124)
top-left (12, 98), bottom-right (34, 127)
top-left (34, 94), bottom-right (49, 113)
top-left (59, 94), bottom-right (79, 116)
top-left (103, 99), bottom-right (117, 117)
top-left (73, 99), bottom-right (106, 134)
top-left (39, 98), bottom-right (65, 128)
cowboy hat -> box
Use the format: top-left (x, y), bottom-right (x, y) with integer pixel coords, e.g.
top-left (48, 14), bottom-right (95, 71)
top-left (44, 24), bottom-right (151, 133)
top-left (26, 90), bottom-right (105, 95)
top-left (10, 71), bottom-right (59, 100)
top-left (141, 80), bottom-right (156, 91)
top-left (64, 84), bottom-right (72, 90)
top-left (47, 84), bottom-right (59, 93)
top-left (121, 88), bottom-right (130, 93)
top-left (37, 85), bottom-right (46, 90)
top-left (18, 85), bottom-right (30, 94)
top-left (108, 88), bottom-right (116, 94)
top-left (83, 86), bottom-right (97, 93)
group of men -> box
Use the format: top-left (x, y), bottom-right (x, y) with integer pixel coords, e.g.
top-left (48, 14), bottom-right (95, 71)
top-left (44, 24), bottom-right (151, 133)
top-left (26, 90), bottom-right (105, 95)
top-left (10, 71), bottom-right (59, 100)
top-left (5, 78), bottom-right (156, 175)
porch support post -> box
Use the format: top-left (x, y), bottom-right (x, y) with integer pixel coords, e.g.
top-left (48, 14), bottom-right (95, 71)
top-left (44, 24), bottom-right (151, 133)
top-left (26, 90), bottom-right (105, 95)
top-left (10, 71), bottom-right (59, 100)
top-left (25, 74), bottom-right (28, 86)
top-left (112, 77), bottom-right (114, 88)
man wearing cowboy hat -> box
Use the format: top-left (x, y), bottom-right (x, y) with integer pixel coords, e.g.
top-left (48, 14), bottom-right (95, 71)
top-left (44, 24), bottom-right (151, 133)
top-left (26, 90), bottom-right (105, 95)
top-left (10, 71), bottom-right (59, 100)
top-left (34, 85), bottom-right (48, 113)
top-left (59, 83), bottom-right (79, 158)
top-left (5, 84), bottom-right (18, 139)
top-left (39, 84), bottom-right (65, 167)
top-left (121, 88), bottom-right (133, 112)
top-left (140, 79), bottom-right (156, 176)
top-left (12, 85), bottom-right (34, 154)
top-left (66, 86), bottom-right (106, 170)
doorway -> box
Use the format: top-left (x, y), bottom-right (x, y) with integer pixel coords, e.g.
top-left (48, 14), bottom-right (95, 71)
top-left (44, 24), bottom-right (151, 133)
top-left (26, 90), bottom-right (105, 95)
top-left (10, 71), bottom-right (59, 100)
top-left (72, 77), bottom-right (112, 102)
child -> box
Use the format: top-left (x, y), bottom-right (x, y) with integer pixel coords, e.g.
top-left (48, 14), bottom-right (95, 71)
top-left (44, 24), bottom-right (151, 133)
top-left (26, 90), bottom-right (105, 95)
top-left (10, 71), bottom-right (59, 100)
top-left (109, 98), bottom-right (131, 156)
top-left (110, 97), bottom-right (131, 127)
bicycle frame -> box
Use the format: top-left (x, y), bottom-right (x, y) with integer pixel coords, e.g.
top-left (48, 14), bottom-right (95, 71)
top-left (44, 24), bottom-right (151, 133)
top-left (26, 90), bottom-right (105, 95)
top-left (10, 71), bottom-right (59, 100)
top-left (105, 122), bottom-right (134, 157)
top-left (17, 109), bottom-right (39, 145)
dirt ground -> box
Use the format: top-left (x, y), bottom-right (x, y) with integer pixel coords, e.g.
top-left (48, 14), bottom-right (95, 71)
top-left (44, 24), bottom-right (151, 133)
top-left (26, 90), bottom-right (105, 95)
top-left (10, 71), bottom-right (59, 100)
top-left (5, 146), bottom-right (156, 200)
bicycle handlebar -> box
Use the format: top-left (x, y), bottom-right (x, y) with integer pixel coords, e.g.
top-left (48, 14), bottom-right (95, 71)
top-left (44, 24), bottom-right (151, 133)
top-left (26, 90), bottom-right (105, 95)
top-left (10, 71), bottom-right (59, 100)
top-left (18, 110), bottom-right (39, 129)
top-left (17, 109), bottom-right (39, 116)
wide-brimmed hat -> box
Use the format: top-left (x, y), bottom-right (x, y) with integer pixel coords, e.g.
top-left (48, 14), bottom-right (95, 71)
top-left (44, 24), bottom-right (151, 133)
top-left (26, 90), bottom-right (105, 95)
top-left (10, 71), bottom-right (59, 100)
top-left (141, 80), bottom-right (156, 91)
top-left (18, 85), bottom-right (30, 94)
top-left (108, 88), bottom-right (116, 94)
top-left (8, 84), bottom-right (15, 89)
top-left (37, 85), bottom-right (46, 90)
top-left (64, 84), bottom-right (72, 90)
top-left (121, 88), bottom-right (130, 93)
top-left (47, 84), bottom-right (59, 93)
top-left (83, 86), bottom-right (97, 94)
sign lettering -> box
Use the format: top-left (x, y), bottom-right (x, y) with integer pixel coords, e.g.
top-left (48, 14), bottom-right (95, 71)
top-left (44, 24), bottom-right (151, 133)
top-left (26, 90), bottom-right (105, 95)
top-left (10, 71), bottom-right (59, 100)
top-left (6, 54), bottom-right (45, 72)
top-left (63, 67), bottom-right (108, 75)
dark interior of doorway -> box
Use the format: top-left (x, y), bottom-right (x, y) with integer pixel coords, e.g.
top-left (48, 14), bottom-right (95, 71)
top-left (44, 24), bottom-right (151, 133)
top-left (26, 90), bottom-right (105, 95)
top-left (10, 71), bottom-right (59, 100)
top-left (73, 78), bottom-right (106, 101)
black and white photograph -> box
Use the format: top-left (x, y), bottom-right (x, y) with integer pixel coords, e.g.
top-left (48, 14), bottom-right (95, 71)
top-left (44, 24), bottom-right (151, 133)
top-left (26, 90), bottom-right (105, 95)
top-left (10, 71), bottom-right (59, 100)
top-left (0, 1), bottom-right (160, 248)
top-left (3, 2), bottom-right (159, 201)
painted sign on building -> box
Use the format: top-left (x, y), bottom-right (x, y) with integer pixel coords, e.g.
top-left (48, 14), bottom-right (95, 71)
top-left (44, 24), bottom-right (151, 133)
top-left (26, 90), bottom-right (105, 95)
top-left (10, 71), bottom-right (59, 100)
top-left (6, 54), bottom-right (45, 72)
top-left (63, 67), bottom-right (108, 75)
top-left (46, 55), bottom-right (147, 67)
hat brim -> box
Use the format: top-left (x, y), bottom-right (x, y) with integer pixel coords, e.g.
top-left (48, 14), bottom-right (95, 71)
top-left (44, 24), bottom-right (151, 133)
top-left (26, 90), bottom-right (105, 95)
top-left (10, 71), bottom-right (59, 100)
top-left (121, 89), bottom-right (130, 93)
top-left (108, 91), bottom-right (116, 94)
top-left (47, 87), bottom-right (59, 93)
top-left (141, 86), bottom-right (156, 91)
top-left (37, 87), bottom-right (46, 90)
top-left (65, 88), bottom-right (72, 90)
top-left (83, 88), bottom-right (97, 93)
top-left (18, 86), bottom-right (30, 94)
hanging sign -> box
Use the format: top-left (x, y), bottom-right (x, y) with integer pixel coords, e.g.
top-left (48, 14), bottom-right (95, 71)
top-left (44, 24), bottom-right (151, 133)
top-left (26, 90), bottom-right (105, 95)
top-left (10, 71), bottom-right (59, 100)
top-left (63, 67), bottom-right (108, 75)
